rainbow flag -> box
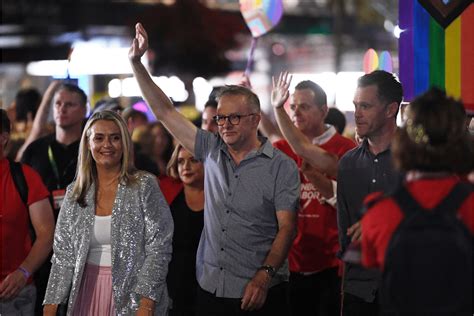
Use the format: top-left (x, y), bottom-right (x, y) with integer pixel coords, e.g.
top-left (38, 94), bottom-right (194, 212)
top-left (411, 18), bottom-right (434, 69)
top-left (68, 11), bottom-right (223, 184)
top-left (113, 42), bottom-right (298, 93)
top-left (399, 1), bottom-right (473, 114)
top-left (240, 0), bottom-right (283, 38)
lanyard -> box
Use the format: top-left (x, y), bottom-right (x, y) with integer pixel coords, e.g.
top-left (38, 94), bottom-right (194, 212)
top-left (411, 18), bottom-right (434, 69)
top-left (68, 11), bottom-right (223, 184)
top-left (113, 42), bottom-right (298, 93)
top-left (48, 145), bottom-right (61, 190)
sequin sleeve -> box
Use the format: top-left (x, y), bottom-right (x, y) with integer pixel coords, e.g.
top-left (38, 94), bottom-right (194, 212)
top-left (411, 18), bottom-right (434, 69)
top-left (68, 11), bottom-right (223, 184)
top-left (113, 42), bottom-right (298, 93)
top-left (133, 174), bottom-right (174, 302)
top-left (43, 184), bottom-right (76, 304)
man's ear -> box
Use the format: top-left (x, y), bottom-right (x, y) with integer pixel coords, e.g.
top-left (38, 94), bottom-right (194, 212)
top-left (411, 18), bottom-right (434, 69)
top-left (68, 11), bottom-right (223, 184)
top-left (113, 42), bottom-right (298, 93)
top-left (253, 112), bottom-right (261, 127)
top-left (321, 104), bottom-right (329, 119)
top-left (386, 102), bottom-right (399, 119)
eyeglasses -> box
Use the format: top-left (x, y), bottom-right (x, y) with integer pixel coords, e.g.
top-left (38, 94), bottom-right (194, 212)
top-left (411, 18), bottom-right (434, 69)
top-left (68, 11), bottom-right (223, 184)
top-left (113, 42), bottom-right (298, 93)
top-left (213, 113), bottom-right (257, 126)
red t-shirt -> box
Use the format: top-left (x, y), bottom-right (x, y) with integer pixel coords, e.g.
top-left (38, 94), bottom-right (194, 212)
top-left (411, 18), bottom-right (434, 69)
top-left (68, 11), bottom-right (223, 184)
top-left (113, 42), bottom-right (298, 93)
top-left (274, 133), bottom-right (356, 272)
top-left (1, 158), bottom-right (50, 282)
top-left (361, 177), bottom-right (473, 270)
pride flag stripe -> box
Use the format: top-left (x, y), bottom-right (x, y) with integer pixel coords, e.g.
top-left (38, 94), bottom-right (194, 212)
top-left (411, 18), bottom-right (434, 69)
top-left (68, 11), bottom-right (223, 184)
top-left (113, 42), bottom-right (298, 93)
top-left (430, 19), bottom-right (444, 90)
top-left (461, 5), bottom-right (474, 112)
top-left (413, 0), bottom-right (430, 96)
top-left (445, 18), bottom-right (461, 99)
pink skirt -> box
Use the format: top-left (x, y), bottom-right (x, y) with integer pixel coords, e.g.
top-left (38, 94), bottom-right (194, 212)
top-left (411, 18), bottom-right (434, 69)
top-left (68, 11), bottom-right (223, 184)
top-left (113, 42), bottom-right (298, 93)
top-left (72, 264), bottom-right (116, 316)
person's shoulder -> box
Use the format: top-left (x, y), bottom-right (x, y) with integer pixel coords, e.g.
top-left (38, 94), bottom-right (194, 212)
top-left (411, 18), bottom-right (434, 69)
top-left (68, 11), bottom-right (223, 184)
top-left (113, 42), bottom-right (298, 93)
top-left (23, 133), bottom-right (54, 154)
top-left (158, 175), bottom-right (183, 205)
top-left (338, 144), bottom-right (363, 165)
top-left (332, 132), bottom-right (357, 148)
top-left (158, 175), bottom-right (181, 189)
top-left (20, 162), bottom-right (42, 179)
top-left (133, 170), bottom-right (158, 184)
top-left (196, 128), bottom-right (222, 151)
top-left (271, 139), bottom-right (299, 160)
top-left (30, 133), bottom-right (55, 146)
top-left (272, 146), bottom-right (298, 168)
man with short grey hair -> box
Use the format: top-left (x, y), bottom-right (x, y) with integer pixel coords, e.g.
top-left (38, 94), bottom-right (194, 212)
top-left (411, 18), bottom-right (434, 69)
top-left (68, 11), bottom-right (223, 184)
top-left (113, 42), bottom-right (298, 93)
top-left (129, 22), bottom-right (300, 316)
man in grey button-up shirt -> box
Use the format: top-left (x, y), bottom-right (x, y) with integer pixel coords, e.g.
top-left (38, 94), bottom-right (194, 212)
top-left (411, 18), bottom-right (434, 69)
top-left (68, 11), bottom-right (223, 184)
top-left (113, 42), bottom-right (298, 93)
top-left (130, 22), bottom-right (300, 315)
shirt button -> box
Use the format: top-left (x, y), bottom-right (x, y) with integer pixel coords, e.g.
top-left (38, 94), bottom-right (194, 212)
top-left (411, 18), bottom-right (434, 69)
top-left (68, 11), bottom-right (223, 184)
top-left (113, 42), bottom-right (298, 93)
top-left (372, 179), bottom-right (376, 183)
top-left (374, 159), bottom-right (378, 163)
top-left (226, 210), bottom-right (230, 214)
top-left (234, 175), bottom-right (239, 178)
top-left (221, 248), bottom-right (224, 251)
top-left (222, 228), bottom-right (226, 232)
top-left (220, 267), bottom-right (223, 270)
top-left (228, 192), bottom-right (232, 196)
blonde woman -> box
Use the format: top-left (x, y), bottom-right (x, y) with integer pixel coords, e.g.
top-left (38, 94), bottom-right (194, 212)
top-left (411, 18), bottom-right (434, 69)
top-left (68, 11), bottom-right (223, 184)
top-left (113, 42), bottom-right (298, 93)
top-left (43, 110), bottom-right (173, 315)
top-left (159, 144), bottom-right (204, 316)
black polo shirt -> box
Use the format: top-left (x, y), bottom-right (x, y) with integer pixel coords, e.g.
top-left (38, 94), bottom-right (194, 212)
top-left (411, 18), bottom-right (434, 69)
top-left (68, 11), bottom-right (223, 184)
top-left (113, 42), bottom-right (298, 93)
top-left (21, 133), bottom-right (79, 195)
top-left (337, 138), bottom-right (401, 302)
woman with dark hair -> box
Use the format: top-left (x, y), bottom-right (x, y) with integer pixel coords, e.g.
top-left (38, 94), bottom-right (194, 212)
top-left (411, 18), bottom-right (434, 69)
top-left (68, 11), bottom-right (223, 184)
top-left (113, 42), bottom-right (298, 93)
top-left (159, 143), bottom-right (204, 316)
top-left (43, 110), bottom-right (173, 315)
top-left (360, 87), bottom-right (473, 314)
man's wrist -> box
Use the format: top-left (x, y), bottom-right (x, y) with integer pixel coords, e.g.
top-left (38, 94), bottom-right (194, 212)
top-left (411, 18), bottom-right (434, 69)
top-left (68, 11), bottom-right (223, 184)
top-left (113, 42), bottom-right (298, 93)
top-left (258, 265), bottom-right (276, 278)
top-left (274, 103), bottom-right (285, 109)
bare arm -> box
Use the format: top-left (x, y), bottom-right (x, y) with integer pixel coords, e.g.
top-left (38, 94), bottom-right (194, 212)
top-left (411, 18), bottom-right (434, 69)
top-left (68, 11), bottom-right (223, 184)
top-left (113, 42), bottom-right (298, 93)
top-left (136, 297), bottom-right (155, 315)
top-left (258, 110), bottom-right (283, 143)
top-left (271, 72), bottom-right (338, 177)
top-left (301, 160), bottom-right (334, 199)
top-left (0, 198), bottom-right (54, 300)
top-left (16, 81), bottom-right (60, 161)
top-left (23, 199), bottom-right (55, 278)
top-left (43, 304), bottom-right (58, 315)
top-left (129, 22), bottom-right (197, 154)
top-left (241, 210), bottom-right (296, 311)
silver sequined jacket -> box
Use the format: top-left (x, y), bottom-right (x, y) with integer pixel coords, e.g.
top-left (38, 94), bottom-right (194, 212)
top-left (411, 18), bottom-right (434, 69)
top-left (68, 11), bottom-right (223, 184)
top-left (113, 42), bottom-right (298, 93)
top-left (43, 172), bottom-right (174, 315)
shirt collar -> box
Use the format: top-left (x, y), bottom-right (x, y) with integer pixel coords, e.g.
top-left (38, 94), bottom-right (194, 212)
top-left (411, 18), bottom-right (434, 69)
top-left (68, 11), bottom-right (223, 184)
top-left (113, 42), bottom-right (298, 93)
top-left (219, 135), bottom-right (273, 159)
top-left (259, 136), bottom-right (274, 158)
top-left (312, 124), bottom-right (336, 145)
top-left (361, 138), bottom-right (392, 156)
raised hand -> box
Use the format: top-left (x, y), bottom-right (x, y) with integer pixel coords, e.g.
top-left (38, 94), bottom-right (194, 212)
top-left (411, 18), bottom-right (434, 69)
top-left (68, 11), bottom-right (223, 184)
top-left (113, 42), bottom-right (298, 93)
top-left (128, 23), bottom-right (149, 62)
top-left (271, 71), bottom-right (292, 109)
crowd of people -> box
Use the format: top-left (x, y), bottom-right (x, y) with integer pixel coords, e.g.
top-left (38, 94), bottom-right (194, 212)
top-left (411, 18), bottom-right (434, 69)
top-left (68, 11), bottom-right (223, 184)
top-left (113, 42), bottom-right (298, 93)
top-left (1, 22), bottom-right (472, 316)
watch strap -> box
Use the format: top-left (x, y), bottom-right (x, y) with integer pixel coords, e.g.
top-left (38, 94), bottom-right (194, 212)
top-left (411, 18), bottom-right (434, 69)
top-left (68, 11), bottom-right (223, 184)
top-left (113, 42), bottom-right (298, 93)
top-left (258, 264), bottom-right (276, 277)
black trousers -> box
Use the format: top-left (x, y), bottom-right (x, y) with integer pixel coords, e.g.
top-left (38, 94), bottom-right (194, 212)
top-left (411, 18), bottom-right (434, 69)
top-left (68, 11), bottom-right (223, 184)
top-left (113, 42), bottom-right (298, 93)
top-left (288, 267), bottom-right (341, 316)
top-left (196, 282), bottom-right (290, 316)
top-left (342, 292), bottom-right (380, 316)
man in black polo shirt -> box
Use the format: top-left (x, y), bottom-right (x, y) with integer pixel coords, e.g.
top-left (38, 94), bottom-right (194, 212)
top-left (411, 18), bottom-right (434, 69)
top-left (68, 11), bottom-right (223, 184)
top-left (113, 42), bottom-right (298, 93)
top-left (336, 70), bottom-right (403, 316)
top-left (20, 83), bottom-right (87, 315)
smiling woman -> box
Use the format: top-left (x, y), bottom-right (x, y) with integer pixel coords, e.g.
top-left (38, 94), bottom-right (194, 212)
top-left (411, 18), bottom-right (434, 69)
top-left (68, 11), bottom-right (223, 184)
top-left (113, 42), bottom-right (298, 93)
top-left (88, 120), bottom-right (123, 171)
top-left (43, 110), bottom-right (174, 316)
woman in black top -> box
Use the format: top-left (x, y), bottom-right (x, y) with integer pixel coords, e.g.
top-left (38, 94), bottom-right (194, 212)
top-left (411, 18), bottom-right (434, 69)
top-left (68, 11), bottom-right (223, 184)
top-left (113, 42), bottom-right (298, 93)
top-left (160, 143), bottom-right (204, 316)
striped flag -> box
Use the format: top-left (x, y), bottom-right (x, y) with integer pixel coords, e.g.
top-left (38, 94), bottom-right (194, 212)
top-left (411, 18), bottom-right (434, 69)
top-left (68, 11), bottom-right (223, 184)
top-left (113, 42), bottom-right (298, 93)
top-left (399, 1), bottom-right (473, 114)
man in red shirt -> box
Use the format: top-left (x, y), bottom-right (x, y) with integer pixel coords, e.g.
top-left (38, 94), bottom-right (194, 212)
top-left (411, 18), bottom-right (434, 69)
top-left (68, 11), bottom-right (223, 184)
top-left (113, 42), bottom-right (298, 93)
top-left (0, 109), bottom-right (55, 314)
top-left (271, 72), bottom-right (356, 315)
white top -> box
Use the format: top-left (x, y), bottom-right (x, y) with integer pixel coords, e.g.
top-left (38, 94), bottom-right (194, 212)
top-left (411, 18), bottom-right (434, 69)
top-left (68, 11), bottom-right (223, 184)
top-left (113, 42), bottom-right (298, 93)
top-left (87, 215), bottom-right (112, 266)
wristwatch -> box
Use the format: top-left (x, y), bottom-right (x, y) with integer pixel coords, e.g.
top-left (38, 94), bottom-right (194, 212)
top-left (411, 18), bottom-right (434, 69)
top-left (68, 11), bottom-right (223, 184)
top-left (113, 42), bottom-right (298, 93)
top-left (258, 265), bottom-right (276, 278)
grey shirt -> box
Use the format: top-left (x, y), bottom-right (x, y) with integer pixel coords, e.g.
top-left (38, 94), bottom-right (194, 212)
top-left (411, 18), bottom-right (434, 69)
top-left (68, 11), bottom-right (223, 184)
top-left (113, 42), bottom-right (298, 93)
top-left (337, 139), bottom-right (400, 302)
top-left (194, 129), bottom-right (300, 298)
